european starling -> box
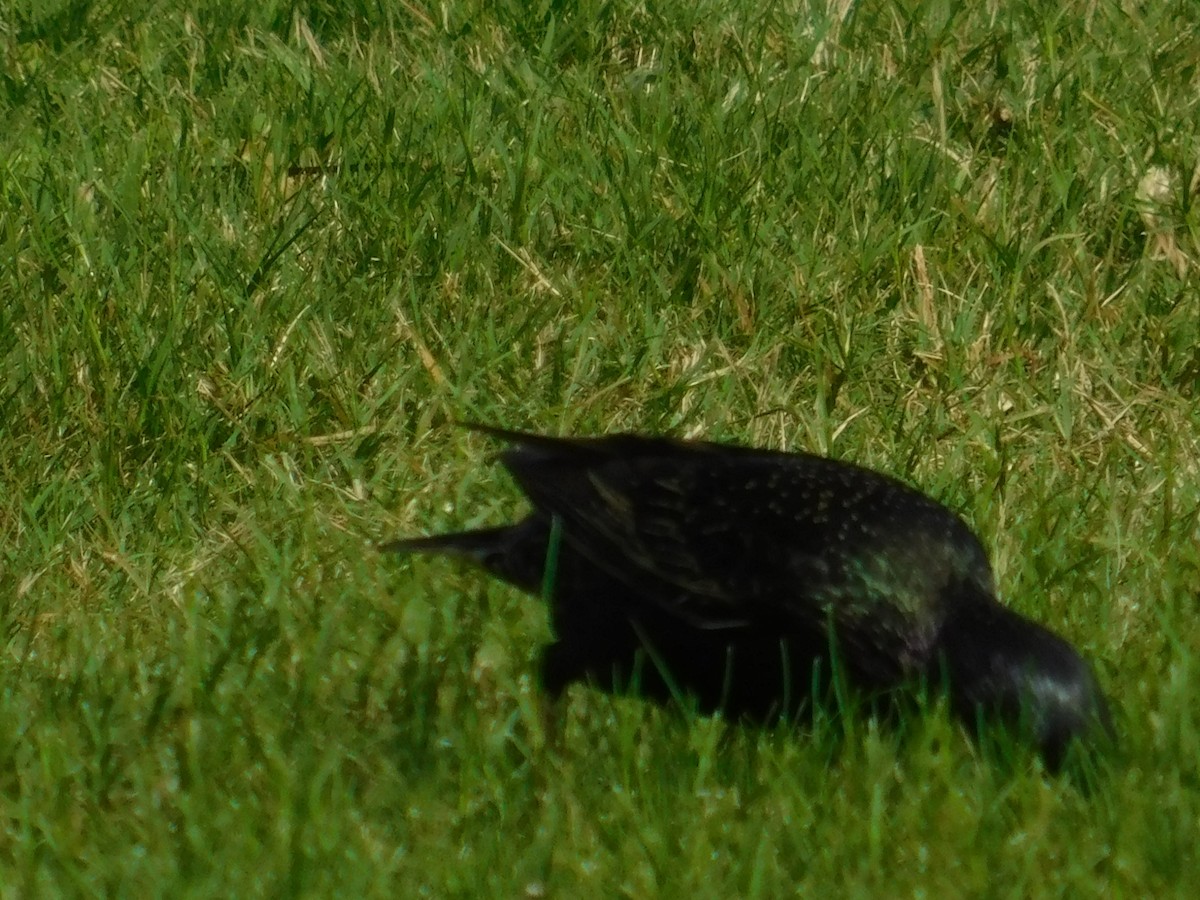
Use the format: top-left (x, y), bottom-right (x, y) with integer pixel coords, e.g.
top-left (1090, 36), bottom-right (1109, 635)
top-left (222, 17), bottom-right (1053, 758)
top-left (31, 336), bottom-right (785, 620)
top-left (383, 425), bottom-right (1113, 768)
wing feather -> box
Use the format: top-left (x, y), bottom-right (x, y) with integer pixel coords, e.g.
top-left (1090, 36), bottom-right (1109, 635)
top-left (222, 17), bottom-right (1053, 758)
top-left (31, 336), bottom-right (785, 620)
top-left (484, 428), bottom-right (995, 678)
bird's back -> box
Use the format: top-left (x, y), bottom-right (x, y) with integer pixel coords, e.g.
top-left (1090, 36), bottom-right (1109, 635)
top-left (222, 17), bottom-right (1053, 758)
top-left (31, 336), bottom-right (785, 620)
top-left (488, 428), bottom-right (996, 684)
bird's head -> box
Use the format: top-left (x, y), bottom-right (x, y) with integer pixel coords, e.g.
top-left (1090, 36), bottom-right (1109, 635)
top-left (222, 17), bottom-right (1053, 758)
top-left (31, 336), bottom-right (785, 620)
top-left (938, 596), bottom-right (1114, 771)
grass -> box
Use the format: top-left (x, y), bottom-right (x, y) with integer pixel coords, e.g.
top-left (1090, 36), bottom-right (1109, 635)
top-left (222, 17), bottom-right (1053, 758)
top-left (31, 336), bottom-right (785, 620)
top-left (2, 0), bottom-right (1199, 894)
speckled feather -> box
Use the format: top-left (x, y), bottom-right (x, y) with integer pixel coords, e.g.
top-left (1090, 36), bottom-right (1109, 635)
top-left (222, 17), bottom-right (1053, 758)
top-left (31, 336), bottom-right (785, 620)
top-left (494, 429), bottom-right (994, 683)
top-left (384, 425), bottom-right (1113, 768)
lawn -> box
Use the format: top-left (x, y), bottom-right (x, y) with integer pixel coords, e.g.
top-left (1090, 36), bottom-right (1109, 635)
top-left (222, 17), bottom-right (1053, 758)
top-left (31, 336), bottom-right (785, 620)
top-left (2, 0), bottom-right (1198, 895)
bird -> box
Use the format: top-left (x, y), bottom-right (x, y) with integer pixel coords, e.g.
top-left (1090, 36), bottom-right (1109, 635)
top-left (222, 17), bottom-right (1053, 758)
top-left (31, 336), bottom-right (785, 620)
top-left (382, 425), bottom-right (1114, 769)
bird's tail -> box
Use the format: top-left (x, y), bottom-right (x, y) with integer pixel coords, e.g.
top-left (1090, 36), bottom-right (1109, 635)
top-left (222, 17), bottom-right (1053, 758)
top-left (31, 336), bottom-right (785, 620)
top-left (379, 520), bottom-right (547, 593)
top-left (379, 525), bottom-right (516, 565)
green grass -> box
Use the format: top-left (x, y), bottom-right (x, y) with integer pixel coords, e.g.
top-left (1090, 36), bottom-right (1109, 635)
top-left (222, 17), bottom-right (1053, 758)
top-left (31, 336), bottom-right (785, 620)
top-left (3, 0), bottom-right (1199, 894)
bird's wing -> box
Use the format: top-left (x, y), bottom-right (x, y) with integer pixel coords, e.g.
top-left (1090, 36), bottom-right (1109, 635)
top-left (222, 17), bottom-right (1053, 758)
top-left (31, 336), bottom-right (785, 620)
top-left (497, 433), bottom-right (749, 624)
top-left (487, 427), bottom-right (964, 628)
top-left (487, 428), bottom-right (993, 680)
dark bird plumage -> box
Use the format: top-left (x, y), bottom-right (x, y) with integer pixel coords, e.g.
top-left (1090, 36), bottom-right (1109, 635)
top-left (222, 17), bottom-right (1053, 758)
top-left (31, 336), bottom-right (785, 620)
top-left (383, 425), bottom-right (1113, 769)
